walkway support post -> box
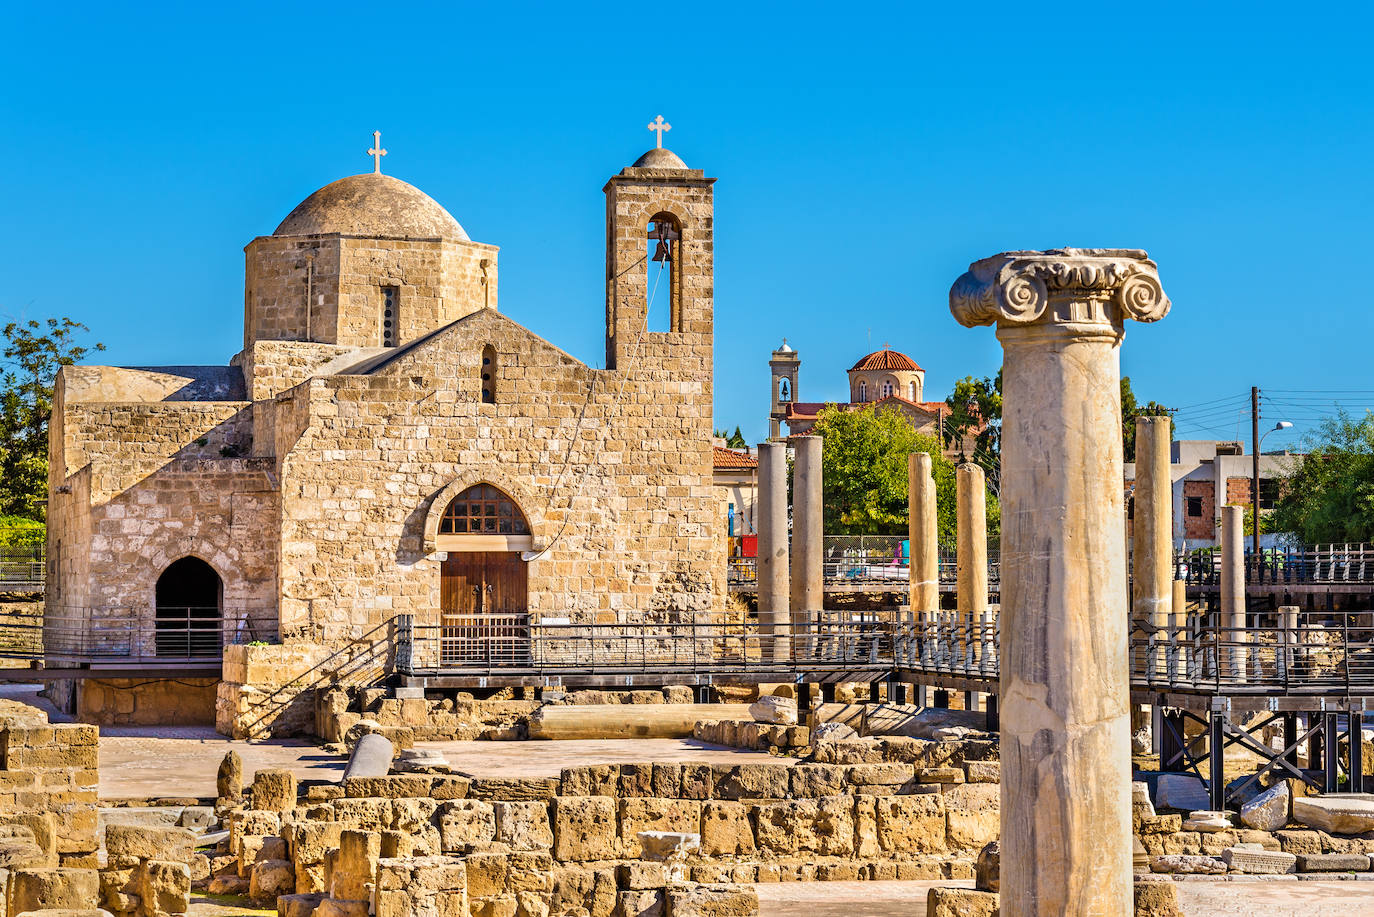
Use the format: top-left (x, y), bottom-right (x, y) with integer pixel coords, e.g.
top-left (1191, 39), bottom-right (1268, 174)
top-left (757, 441), bottom-right (790, 662)
top-left (908, 452), bottom-right (940, 617)
top-left (1221, 504), bottom-right (1246, 680)
top-left (791, 436), bottom-right (824, 659)
top-left (951, 248), bottom-right (1170, 917)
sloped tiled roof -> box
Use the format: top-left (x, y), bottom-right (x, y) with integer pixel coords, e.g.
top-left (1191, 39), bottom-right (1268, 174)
top-left (849, 348), bottom-right (923, 372)
top-left (713, 445), bottom-right (758, 470)
top-left (785, 397), bottom-right (947, 423)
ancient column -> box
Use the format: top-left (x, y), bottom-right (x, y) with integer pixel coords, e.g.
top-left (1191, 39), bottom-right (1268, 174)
top-left (908, 453), bottom-right (939, 615)
top-left (791, 435), bottom-right (824, 656)
top-left (1221, 504), bottom-right (1246, 679)
top-left (956, 464), bottom-right (989, 614)
top-left (1133, 417), bottom-right (1173, 635)
top-left (757, 441), bottom-right (790, 661)
top-left (951, 248), bottom-right (1170, 916)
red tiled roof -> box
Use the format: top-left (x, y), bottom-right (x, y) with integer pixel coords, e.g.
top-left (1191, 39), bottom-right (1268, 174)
top-left (849, 348), bottom-right (923, 372)
top-left (785, 397), bottom-right (946, 422)
top-left (713, 445), bottom-right (758, 469)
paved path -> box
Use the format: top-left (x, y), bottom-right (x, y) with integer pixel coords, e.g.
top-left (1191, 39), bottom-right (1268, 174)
top-left (755, 880), bottom-right (1374, 917)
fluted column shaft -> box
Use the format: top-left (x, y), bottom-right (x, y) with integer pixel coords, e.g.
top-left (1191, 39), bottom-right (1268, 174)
top-left (951, 248), bottom-right (1170, 917)
top-left (908, 453), bottom-right (939, 615)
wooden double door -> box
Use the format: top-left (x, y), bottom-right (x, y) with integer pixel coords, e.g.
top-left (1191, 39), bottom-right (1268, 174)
top-left (440, 552), bottom-right (529, 665)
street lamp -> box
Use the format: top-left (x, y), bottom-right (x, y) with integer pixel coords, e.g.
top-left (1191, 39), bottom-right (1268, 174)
top-left (1252, 420), bottom-right (1293, 556)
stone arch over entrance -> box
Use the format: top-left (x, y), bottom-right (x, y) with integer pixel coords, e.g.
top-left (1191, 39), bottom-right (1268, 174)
top-left (423, 471), bottom-right (548, 556)
top-left (154, 556), bottom-right (223, 657)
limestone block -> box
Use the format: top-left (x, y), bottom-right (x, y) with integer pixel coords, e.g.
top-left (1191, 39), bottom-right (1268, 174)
top-left (664, 883), bottom-right (758, 917)
top-left (810, 723), bottom-right (857, 742)
top-left (788, 765), bottom-right (847, 799)
top-left (330, 831), bottom-right (380, 901)
top-left (493, 801), bottom-right (553, 850)
top-left (278, 892), bottom-right (326, 917)
top-left (1240, 782), bottom-right (1289, 832)
top-left (1220, 846), bottom-right (1296, 874)
top-left (250, 859), bottom-right (295, 902)
top-left (468, 778), bottom-right (560, 802)
top-left (1148, 855), bottom-right (1226, 874)
top-left (316, 899), bottom-right (369, 917)
top-left (342, 775), bottom-right (433, 798)
top-left (1296, 852), bottom-right (1371, 871)
top-left (103, 825), bottom-right (196, 863)
top-left (637, 832), bottom-right (700, 864)
top-left (550, 865), bottom-right (616, 917)
top-left (964, 762), bottom-right (999, 785)
top-left (616, 862), bottom-right (667, 890)
top-left (748, 696), bottom-right (797, 726)
top-left (217, 751), bottom-right (242, 802)
top-left (438, 800), bottom-right (497, 852)
top-left (925, 887), bottom-right (998, 917)
top-left (9, 868), bottom-right (99, 912)
top-left (650, 764), bottom-right (682, 799)
top-left (138, 860), bottom-right (190, 916)
top-left (251, 770), bottom-right (297, 813)
top-left (1293, 795), bottom-right (1374, 834)
top-left (617, 889), bottom-right (663, 917)
top-left (286, 821), bottom-right (344, 865)
top-left (848, 764), bottom-right (914, 787)
top-left (874, 795), bottom-right (946, 854)
top-left (919, 767), bottom-right (964, 785)
top-left (465, 851), bottom-right (509, 898)
top-left (552, 797), bottom-right (618, 862)
top-left (619, 799), bottom-right (701, 858)
top-left (754, 797), bottom-right (854, 857)
top-left (560, 765), bottom-right (620, 797)
top-left (680, 765), bottom-right (713, 801)
top-left (1132, 876), bottom-right (1183, 917)
top-left (975, 841), bottom-right (999, 892)
top-left (1181, 811), bottom-right (1232, 833)
top-left (713, 764), bottom-right (789, 801)
top-left (698, 802), bottom-right (754, 857)
top-left (431, 776), bottom-right (472, 800)
top-left (619, 765), bottom-right (655, 798)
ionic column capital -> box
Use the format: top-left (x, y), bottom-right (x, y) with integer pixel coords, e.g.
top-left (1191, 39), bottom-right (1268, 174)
top-left (949, 248), bottom-right (1170, 332)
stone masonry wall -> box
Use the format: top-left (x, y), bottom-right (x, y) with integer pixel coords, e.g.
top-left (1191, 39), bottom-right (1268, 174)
top-left (0, 700), bottom-right (98, 868)
top-left (274, 305), bottom-right (720, 643)
top-left (76, 678), bottom-right (218, 727)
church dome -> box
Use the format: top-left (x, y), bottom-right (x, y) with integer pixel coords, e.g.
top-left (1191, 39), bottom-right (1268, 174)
top-left (850, 348), bottom-right (923, 372)
top-left (632, 147), bottom-right (689, 169)
top-left (274, 173), bottom-right (470, 241)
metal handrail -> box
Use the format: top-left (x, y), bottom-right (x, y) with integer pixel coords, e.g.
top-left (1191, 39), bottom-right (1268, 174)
top-left (0, 607), bottom-right (278, 664)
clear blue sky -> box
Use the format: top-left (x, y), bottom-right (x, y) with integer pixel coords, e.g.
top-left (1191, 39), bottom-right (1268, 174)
top-left (3, 2), bottom-right (1371, 448)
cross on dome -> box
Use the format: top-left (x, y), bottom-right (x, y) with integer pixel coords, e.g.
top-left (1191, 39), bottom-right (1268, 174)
top-left (367, 131), bottom-right (388, 174)
top-left (646, 115), bottom-right (671, 148)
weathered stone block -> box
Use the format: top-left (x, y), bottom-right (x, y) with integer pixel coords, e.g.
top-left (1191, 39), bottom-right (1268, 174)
top-left (1220, 846), bottom-right (1296, 874)
top-left (1296, 852), bottom-right (1371, 872)
top-left (330, 830), bottom-right (380, 901)
top-left (342, 775), bottom-right (433, 798)
top-left (560, 765), bottom-right (620, 797)
top-left (619, 799), bottom-right (700, 857)
top-left (250, 858), bottom-right (295, 902)
top-left (1293, 795), bottom-right (1374, 835)
top-left (140, 859), bottom-right (191, 916)
top-left (251, 770), bottom-right (297, 812)
top-left (9, 867), bottom-right (99, 912)
top-left (698, 802), bottom-right (754, 857)
top-left (874, 795), bottom-right (946, 854)
top-left (1240, 782), bottom-right (1289, 833)
top-left (617, 889), bottom-right (662, 917)
top-left (665, 883), bottom-right (758, 917)
top-left (493, 801), bottom-right (553, 850)
top-left (438, 800), bottom-right (497, 852)
top-left (753, 797), bottom-right (854, 857)
top-left (713, 764), bottom-right (789, 801)
top-left (552, 796), bottom-right (618, 861)
top-left (925, 887), bottom-right (998, 917)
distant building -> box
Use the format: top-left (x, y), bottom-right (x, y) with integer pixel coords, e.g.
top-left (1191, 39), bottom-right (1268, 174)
top-left (769, 342), bottom-right (973, 457)
top-left (1125, 439), bottom-right (1297, 549)
top-left (712, 444), bottom-right (758, 541)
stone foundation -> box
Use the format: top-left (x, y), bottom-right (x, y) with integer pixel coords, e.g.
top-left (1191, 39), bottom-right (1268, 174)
top-left (76, 678), bottom-right (217, 727)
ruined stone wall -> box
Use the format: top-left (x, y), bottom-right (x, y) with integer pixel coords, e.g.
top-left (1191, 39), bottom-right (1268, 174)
top-left (0, 701), bottom-right (98, 867)
top-left (274, 307), bottom-right (719, 644)
top-left (75, 678), bottom-right (218, 727)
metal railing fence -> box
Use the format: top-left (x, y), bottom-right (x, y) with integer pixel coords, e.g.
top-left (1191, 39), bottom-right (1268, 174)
top-left (1176, 544), bottom-right (1374, 587)
top-left (0, 606), bottom-right (277, 665)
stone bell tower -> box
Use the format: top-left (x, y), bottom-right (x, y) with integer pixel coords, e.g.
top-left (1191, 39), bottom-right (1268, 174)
top-left (769, 340), bottom-right (799, 440)
top-left (603, 119), bottom-right (715, 370)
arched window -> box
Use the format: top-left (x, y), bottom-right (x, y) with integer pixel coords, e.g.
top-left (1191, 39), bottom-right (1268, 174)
top-left (858, 380), bottom-right (867, 402)
top-left (155, 557), bottom-right (222, 657)
top-left (882, 380), bottom-right (894, 398)
top-left (909, 381), bottom-right (917, 400)
top-left (440, 484), bottom-right (530, 535)
top-left (645, 212), bottom-right (682, 333)
top-left (778, 377), bottom-right (791, 403)
top-left (480, 345), bottom-right (496, 404)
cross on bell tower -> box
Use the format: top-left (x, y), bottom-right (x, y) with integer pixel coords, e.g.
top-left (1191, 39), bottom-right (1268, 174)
top-left (367, 131), bottom-right (387, 174)
top-left (646, 115), bottom-right (671, 148)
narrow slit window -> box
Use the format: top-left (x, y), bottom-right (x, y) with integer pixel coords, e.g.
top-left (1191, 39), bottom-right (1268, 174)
top-left (382, 286), bottom-right (399, 347)
top-left (481, 345), bottom-right (496, 404)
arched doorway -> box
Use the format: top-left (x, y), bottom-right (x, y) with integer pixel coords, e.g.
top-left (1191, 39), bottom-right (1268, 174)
top-left (155, 557), bottom-right (222, 657)
top-left (436, 485), bottom-right (531, 666)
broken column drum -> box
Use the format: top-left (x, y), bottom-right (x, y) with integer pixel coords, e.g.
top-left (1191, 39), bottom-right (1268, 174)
top-left (951, 249), bottom-right (1170, 917)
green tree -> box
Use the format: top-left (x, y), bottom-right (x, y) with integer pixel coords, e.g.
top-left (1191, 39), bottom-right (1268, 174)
top-left (726, 426), bottom-right (747, 449)
top-left (1121, 375), bottom-right (1175, 463)
top-left (1271, 409), bottom-right (1374, 543)
top-left (812, 402), bottom-right (998, 541)
top-left (942, 371), bottom-right (1002, 487)
top-left (0, 318), bottom-right (104, 520)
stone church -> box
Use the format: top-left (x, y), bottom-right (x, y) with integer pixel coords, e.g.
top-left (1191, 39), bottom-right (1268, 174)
top-left (46, 136), bottom-right (722, 723)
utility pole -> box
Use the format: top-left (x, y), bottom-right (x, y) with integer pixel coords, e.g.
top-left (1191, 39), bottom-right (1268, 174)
top-left (1251, 386), bottom-right (1261, 560)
